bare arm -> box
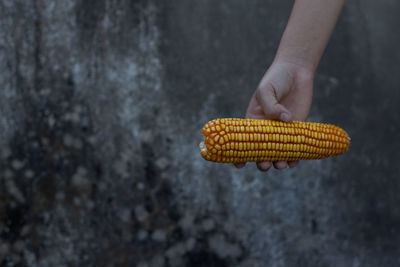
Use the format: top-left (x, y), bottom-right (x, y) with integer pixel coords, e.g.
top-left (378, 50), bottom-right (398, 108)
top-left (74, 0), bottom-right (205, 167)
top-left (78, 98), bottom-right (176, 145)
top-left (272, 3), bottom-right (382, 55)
top-left (236, 0), bottom-right (345, 171)
top-left (275, 0), bottom-right (346, 72)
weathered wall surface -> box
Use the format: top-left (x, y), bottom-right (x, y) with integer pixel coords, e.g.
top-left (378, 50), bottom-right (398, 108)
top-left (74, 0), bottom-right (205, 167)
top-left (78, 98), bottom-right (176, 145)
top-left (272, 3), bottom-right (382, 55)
top-left (0, 0), bottom-right (399, 266)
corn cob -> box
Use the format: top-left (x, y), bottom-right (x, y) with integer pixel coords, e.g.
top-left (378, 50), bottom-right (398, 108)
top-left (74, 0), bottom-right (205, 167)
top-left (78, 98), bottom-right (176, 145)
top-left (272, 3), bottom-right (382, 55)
top-left (199, 118), bottom-right (350, 163)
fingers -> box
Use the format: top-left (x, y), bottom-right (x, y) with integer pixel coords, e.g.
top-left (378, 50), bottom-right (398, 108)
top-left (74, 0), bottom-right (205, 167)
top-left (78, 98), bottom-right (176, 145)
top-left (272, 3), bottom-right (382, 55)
top-left (245, 92), bottom-right (267, 119)
top-left (260, 161), bottom-right (294, 170)
top-left (273, 161), bottom-right (288, 170)
top-left (234, 163), bottom-right (246, 168)
top-left (257, 162), bottom-right (272, 172)
top-left (258, 161), bottom-right (291, 171)
top-left (287, 161), bottom-right (299, 168)
top-left (234, 161), bottom-right (299, 171)
top-left (255, 86), bottom-right (292, 122)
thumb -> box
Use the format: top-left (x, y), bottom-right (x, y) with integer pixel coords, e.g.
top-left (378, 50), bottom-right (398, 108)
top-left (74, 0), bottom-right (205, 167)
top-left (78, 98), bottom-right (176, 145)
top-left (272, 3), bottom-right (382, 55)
top-left (255, 86), bottom-right (292, 122)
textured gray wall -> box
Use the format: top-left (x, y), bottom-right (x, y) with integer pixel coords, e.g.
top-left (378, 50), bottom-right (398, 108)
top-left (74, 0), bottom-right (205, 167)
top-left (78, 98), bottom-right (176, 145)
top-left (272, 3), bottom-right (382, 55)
top-left (1, 0), bottom-right (400, 266)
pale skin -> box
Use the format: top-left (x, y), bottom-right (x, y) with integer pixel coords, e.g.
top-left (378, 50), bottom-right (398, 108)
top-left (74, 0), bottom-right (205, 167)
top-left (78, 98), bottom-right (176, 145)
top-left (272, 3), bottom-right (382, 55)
top-left (235, 0), bottom-right (346, 171)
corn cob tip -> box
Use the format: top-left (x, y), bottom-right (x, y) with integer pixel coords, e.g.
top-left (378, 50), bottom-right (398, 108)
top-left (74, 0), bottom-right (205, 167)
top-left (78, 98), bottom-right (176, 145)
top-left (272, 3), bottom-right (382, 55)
top-left (199, 140), bottom-right (207, 158)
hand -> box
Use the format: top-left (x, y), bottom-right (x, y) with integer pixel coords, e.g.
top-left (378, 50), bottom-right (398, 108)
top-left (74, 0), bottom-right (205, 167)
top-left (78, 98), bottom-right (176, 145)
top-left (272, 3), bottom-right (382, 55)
top-left (235, 61), bottom-right (314, 171)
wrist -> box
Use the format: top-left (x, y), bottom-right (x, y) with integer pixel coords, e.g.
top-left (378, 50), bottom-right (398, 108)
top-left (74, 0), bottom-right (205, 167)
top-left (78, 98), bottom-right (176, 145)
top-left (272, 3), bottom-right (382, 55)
top-left (273, 54), bottom-right (316, 77)
top-left (271, 57), bottom-right (315, 83)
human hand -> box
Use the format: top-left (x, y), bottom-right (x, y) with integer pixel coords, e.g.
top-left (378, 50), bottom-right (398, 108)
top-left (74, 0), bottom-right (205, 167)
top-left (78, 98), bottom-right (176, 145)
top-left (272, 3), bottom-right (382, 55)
top-left (235, 61), bottom-right (314, 171)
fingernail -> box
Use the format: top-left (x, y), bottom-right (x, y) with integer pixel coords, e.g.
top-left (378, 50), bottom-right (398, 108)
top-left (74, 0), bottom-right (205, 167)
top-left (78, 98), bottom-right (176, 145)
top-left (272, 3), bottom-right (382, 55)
top-left (280, 113), bottom-right (290, 122)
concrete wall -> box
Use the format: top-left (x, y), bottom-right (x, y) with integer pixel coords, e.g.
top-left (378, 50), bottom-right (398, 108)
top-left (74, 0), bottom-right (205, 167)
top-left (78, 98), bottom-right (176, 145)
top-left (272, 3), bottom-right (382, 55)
top-left (1, 0), bottom-right (399, 266)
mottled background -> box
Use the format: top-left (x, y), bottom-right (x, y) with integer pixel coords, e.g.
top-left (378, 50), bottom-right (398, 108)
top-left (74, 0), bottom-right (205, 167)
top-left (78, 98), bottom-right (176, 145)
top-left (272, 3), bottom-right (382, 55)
top-left (1, 0), bottom-right (400, 266)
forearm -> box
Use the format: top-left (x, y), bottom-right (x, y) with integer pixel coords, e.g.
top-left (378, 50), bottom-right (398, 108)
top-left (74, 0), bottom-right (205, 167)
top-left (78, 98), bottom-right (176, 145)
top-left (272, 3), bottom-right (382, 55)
top-left (274, 0), bottom-right (346, 73)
